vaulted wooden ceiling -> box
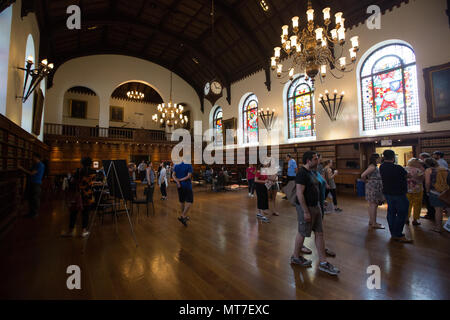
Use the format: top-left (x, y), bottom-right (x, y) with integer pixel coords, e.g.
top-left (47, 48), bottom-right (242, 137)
top-left (11, 0), bottom-right (407, 109)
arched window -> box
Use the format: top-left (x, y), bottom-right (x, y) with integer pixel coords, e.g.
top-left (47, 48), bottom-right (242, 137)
top-left (21, 34), bottom-right (36, 134)
top-left (359, 43), bottom-right (419, 133)
top-left (213, 107), bottom-right (223, 144)
top-left (242, 94), bottom-right (258, 144)
top-left (287, 76), bottom-right (315, 139)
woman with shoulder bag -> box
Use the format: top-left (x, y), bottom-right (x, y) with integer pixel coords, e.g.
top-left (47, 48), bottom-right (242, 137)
top-left (424, 158), bottom-right (449, 233)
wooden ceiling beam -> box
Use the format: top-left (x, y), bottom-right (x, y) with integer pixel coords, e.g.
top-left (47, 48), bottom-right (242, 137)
top-left (47, 13), bottom-right (230, 88)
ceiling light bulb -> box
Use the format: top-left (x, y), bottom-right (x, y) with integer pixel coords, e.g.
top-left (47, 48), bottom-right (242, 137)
top-left (335, 12), bottom-right (343, 25)
top-left (315, 28), bottom-right (323, 41)
top-left (323, 8), bottom-right (331, 21)
top-left (292, 16), bottom-right (299, 30)
top-left (307, 9), bottom-right (314, 22)
top-left (290, 35), bottom-right (297, 47)
top-left (282, 25), bottom-right (289, 37)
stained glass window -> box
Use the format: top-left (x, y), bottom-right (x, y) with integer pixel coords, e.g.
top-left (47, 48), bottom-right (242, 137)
top-left (242, 94), bottom-right (259, 144)
top-left (287, 76), bottom-right (315, 139)
top-left (360, 43), bottom-right (420, 132)
top-left (213, 107), bottom-right (223, 145)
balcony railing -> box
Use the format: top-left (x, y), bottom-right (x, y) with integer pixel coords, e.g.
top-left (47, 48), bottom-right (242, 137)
top-left (44, 123), bottom-right (170, 142)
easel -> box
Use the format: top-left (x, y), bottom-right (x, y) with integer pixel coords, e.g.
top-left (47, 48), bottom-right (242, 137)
top-left (82, 160), bottom-right (138, 254)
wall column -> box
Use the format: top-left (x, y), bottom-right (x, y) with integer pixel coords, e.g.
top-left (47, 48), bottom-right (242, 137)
top-left (98, 94), bottom-right (110, 137)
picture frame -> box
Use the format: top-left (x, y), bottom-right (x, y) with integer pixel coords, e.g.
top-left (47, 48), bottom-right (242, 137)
top-left (423, 62), bottom-right (450, 123)
top-left (222, 117), bottom-right (237, 145)
top-left (32, 88), bottom-right (44, 136)
top-left (110, 106), bottom-right (124, 122)
top-left (69, 99), bottom-right (87, 119)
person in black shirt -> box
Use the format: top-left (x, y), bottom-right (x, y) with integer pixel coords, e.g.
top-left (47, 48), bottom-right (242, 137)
top-left (379, 150), bottom-right (412, 243)
top-left (290, 151), bottom-right (340, 276)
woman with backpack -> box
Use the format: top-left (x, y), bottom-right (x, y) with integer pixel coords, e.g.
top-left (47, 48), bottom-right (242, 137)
top-left (424, 158), bottom-right (449, 233)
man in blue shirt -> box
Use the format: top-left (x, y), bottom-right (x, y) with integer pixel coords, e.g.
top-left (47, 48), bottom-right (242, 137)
top-left (172, 161), bottom-right (193, 226)
top-left (283, 154), bottom-right (298, 200)
top-left (18, 153), bottom-right (45, 218)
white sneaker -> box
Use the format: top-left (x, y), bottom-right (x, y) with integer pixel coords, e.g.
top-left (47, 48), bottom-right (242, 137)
top-left (444, 223), bottom-right (450, 233)
top-left (81, 231), bottom-right (90, 238)
top-left (248, 193), bottom-right (252, 197)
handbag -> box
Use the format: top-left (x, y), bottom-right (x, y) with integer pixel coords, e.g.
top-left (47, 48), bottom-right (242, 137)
top-left (282, 180), bottom-right (297, 207)
top-left (438, 188), bottom-right (450, 207)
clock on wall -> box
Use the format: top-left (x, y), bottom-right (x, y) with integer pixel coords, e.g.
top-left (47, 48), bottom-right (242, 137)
top-left (204, 79), bottom-right (223, 105)
top-left (211, 81), bottom-right (222, 95)
top-left (204, 82), bottom-right (210, 96)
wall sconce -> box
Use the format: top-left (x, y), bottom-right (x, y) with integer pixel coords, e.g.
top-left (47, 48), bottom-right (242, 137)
top-left (259, 107), bottom-right (276, 131)
top-left (318, 89), bottom-right (344, 121)
top-left (17, 56), bottom-right (54, 103)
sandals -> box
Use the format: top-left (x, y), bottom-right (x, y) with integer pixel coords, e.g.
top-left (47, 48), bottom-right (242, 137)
top-left (325, 248), bottom-right (336, 257)
top-left (301, 246), bottom-right (312, 254)
top-left (369, 223), bottom-right (385, 229)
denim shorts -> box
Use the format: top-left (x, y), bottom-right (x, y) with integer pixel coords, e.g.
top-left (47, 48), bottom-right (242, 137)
top-left (428, 192), bottom-right (446, 208)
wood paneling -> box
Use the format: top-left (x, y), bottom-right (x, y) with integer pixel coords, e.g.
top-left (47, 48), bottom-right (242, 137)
top-left (0, 114), bottom-right (49, 236)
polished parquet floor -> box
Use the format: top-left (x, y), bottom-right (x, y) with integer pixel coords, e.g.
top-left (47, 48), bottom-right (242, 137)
top-left (1, 183), bottom-right (449, 300)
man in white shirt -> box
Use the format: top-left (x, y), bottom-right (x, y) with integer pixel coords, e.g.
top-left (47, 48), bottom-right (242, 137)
top-left (138, 160), bottom-right (147, 182)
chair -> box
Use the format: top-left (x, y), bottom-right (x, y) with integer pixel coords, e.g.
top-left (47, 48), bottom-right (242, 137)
top-left (132, 186), bottom-right (155, 222)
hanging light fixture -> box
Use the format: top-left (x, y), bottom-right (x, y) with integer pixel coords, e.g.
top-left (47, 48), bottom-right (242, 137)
top-left (152, 71), bottom-right (188, 127)
top-left (127, 90), bottom-right (145, 100)
top-left (271, 0), bottom-right (359, 82)
top-left (17, 56), bottom-right (54, 103)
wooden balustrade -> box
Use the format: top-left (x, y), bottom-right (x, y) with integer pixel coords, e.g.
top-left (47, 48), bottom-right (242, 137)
top-left (44, 123), bottom-right (169, 143)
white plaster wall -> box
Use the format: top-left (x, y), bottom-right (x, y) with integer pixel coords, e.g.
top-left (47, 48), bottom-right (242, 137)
top-left (5, 0), bottom-right (40, 130)
top-left (45, 55), bottom-right (201, 130)
top-left (203, 0), bottom-right (450, 146)
top-left (59, 91), bottom-right (190, 131)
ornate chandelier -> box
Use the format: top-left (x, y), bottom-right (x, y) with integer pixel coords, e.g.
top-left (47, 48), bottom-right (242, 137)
top-left (271, 0), bottom-right (359, 81)
top-left (152, 71), bottom-right (188, 127)
top-left (127, 90), bottom-right (144, 100)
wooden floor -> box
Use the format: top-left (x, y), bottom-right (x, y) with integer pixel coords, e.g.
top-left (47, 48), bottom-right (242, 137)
top-left (1, 183), bottom-right (449, 300)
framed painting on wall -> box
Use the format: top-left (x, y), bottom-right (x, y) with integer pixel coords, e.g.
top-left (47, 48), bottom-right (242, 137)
top-left (70, 99), bottom-right (87, 119)
top-left (424, 62), bottom-right (450, 123)
top-left (110, 106), bottom-right (124, 122)
top-left (222, 117), bottom-right (237, 145)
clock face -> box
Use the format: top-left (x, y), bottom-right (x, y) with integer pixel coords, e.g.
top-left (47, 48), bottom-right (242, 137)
top-left (204, 82), bottom-right (210, 96)
top-left (211, 81), bottom-right (222, 95)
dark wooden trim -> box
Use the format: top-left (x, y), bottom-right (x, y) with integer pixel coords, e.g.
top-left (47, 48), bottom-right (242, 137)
top-left (423, 61), bottom-right (450, 123)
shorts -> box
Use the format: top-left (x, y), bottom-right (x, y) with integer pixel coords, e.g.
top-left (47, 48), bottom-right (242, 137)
top-left (270, 182), bottom-right (280, 191)
top-left (295, 203), bottom-right (323, 237)
top-left (177, 187), bottom-right (193, 203)
top-left (428, 192), bottom-right (446, 208)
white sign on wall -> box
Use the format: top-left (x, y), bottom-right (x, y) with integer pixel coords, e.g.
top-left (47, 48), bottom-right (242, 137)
top-left (381, 140), bottom-right (392, 146)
